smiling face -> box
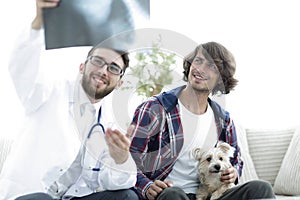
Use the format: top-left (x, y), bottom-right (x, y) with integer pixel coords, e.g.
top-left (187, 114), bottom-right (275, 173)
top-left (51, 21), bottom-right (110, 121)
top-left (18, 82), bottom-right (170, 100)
top-left (80, 48), bottom-right (124, 101)
top-left (188, 49), bottom-right (221, 94)
top-left (183, 42), bottom-right (238, 95)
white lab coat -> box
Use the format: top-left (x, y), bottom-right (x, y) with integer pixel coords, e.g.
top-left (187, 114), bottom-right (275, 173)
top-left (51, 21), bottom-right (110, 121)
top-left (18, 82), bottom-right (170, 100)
top-left (0, 27), bottom-right (136, 200)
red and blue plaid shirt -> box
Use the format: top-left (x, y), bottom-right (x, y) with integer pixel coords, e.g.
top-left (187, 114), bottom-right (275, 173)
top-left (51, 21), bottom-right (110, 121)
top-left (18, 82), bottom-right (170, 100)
top-left (130, 86), bottom-right (243, 199)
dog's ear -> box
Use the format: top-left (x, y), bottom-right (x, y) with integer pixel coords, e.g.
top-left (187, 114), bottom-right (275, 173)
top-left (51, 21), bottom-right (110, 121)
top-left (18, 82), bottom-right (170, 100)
top-left (217, 142), bottom-right (235, 158)
top-left (192, 147), bottom-right (203, 161)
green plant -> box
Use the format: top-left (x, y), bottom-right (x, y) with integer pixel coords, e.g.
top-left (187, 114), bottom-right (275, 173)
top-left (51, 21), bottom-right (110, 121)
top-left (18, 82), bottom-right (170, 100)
top-left (123, 39), bottom-right (177, 98)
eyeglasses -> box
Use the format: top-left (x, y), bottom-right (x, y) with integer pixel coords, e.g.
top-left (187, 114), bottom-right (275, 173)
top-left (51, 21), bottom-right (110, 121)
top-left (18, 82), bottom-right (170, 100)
top-left (88, 56), bottom-right (124, 75)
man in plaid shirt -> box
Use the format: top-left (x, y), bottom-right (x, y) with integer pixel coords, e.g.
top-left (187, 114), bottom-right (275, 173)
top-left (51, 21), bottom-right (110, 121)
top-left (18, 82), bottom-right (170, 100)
top-left (130, 42), bottom-right (275, 200)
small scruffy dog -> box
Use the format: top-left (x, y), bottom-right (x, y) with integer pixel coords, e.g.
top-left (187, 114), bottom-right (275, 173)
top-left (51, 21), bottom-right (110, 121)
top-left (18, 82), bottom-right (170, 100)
top-left (192, 142), bottom-right (236, 200)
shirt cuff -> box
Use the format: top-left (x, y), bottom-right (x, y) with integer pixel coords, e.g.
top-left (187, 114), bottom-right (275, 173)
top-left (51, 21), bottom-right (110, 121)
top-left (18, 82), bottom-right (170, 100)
top-left (142, 181), bottom-right (154, 200)
top-left (105, 154), bottom-right (137, 175)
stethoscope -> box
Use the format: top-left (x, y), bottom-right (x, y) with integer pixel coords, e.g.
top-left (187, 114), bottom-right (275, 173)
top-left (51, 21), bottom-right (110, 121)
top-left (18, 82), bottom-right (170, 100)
top-left (87, 106), bottom-right (105, 139)
top-left (82, 106), bottom-right (105, 172)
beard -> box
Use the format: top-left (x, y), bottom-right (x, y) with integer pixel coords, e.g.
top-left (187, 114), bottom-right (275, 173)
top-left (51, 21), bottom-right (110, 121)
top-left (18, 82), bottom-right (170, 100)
top-left (188, 71), bottom-right (218, 94)
top-left (188, 79), bottom-right (212, 94)
top-left (81, 72), bottom-right (115, 100)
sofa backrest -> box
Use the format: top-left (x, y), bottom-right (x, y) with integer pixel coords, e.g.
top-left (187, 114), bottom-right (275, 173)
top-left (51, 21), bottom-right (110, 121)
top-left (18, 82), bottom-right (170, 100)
top-left (246, 128), bottom-right (295, 186)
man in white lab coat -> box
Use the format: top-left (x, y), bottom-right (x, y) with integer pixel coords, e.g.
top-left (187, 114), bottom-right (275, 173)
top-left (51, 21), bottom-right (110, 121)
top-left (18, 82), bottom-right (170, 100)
top-left (0, 0), bottom-right (137, 199)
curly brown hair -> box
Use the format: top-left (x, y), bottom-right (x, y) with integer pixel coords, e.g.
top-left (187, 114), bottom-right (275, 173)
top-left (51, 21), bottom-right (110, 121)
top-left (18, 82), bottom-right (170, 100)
top-left (183, 42), bottom-right (238, 95)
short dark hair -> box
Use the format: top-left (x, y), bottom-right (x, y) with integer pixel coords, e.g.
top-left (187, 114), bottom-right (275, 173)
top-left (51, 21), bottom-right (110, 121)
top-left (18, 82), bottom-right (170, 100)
top-left (183, 42), bottom-right (238, 95)
top-left (87, 46), bottom-right (130, 75)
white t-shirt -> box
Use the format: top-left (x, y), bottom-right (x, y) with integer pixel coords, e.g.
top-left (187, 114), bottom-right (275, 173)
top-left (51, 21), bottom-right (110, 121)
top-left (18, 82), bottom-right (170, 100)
top-left (165, 100), bottom-right (217, 194)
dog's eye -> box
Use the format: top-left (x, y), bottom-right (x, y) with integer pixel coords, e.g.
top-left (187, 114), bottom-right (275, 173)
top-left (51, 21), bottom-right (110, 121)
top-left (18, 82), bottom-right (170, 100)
top-left (206, 157), bottom-right (212, 162)
top-left (219, 157), bottom-right (223, 161)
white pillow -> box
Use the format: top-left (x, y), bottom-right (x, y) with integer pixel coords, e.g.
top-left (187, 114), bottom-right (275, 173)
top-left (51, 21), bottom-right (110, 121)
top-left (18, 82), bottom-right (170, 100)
top-left (273, 127), bottom-right (300, 195)
top-left (246, 128), bottom-right (294, 185)
top-left (236, 124), bottom-right (258, 184)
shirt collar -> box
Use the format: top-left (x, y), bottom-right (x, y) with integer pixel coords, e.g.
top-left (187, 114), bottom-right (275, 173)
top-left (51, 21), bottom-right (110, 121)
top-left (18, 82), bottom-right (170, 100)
top-left (155, 85), bottom-right (227, 121)
top-left (77, 83), bottom-right (103, 116)
top-left (155, 85), bottom-right (185, 112)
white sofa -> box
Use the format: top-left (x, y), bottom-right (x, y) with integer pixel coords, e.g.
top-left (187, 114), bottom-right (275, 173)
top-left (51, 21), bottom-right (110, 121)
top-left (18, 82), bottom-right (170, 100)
top-left (238, 125), bottom-right (300, 199)
top-left (1, 126), bottom-right (300, 199)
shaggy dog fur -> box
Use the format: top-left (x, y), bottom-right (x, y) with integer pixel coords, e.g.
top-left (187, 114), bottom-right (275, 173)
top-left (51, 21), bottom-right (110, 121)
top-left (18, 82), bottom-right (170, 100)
top-left (192, 142), bottom-right (236, 200)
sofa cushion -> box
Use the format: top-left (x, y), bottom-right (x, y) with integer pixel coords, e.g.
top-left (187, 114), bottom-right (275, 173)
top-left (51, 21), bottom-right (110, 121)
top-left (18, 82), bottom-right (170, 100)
top-left (276, 195), bottom-right (300, 199)
top-left (236, 124), bottom-right (258, 183)
top-left (246, 128), bottom-right (294, 186)
top-left (273, 127), bottom-right (300, 195)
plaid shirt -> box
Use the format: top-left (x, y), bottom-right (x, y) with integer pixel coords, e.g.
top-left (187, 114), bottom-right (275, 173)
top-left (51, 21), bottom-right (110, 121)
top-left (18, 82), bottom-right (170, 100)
top-left (130, 86), bottom-right (243, 199)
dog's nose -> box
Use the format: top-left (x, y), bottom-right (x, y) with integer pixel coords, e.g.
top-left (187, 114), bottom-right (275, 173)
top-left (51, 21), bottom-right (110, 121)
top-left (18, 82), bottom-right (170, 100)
top-left (214, 164), bottom-right (221, 171)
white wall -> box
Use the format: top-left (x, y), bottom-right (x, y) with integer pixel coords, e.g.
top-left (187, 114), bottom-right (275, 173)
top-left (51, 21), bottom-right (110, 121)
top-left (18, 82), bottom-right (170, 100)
top-left (150, 0), bottom-right (300, 129)
top-left (0, 1), bottom-right (34, 140)
top-left (1, 0), bottom-right (299, 140)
